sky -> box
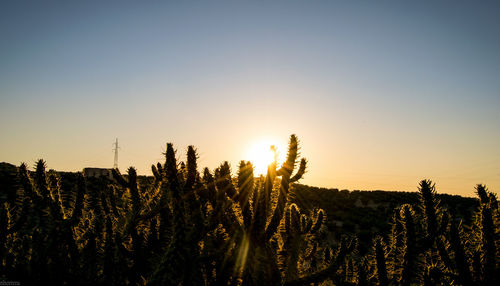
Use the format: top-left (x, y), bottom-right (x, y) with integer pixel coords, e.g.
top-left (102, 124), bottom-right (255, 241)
top-left (1, 1), bottom-right (499, 197)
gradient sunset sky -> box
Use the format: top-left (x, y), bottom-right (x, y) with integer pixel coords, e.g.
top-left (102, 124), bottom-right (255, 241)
top-left (1, 1), bottom-right (499, 196)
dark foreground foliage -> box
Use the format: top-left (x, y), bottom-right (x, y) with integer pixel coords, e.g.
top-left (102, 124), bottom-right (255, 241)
top-left (0, 135), bottom-right (498, 285)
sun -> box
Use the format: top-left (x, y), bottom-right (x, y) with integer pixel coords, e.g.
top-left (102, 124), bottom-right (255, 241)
top-left (246, 140), bottom-right (286, 175)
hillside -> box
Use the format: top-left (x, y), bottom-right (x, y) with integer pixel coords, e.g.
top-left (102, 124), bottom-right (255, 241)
top-left (291, 184), bottom-right (479, 253)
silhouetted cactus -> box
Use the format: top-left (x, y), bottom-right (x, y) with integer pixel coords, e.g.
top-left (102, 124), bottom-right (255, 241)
top-left (399, 204), bottom-right (417, 286)
top-left (281, 203), bottom-right (325, 281)
top-left (419, 180), bottom-right (440, 242)
top-left (1, 136), bottom-right (498, 285)
top-left (480, 203), bottom-right (496, 285)
top-left (448, 212), bottom-right (473, 286)
top-left (373, 236), bottom-right (389, 286)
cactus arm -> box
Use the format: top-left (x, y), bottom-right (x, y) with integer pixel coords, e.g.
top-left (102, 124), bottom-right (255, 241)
top-left (435, 236), bottom-right (453, 274)
top-left (252, 176), bottom-right (269, 240)
top-left (183, 145), bottom-right (197, 194)
top-left (237, 161), bottom-right (254, 229)
top-left (7, 164), bottom-right (35, 233)
top-left (283, 236), bottom-right (302, 281)
top-left (310, 209), bottom-right (324, 234)
top-left (277, 134), bottom-right (298, 177)
top-left (34, 159), bottom-right (50, 200)
top-left (69, 173), bottom-right (85, 225)
top-left (264, 176), bottom-right (289, 240)
top-left (112, 168), bottom-right (129, 188)
top-left (448, 216), bottom-right (473, 285)
top-left (213, 163), bottom-right (242, 234)
top-left (165, 143), bottom-right (181, 199)
top-left (136, 196), bottom-right (170, 222)
top-left (437, 211), bottom-right (449, 235)
top-left (203, 168), bottom-right (217, 207)
top-left (400, 205), bottom-right (417, 286)
top-left (283, 238), bottom-right (353, 286)
top-left (419, 180), bottom-right (439, 241)
top-left (476, 184), bottom-right (489, 205)
top-left (126, 167), bottom-right (141, 215)
top-left (480, 205), bottom-right (496, 285)
top-left (47, 173), bottom-right (65, 221)
top-left (290, 158), bottom-right (306, 183)
top-left (18, 163), bottom-right (37, 198)
top-left (374, 237), bottom-right (389, 286)
top-left (151, 164), bottom-right (161, 181)
top-left (282, 205), bottom-right (306, 282)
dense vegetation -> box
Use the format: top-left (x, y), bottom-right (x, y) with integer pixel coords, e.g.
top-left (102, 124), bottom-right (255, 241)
top-left (291, 185), bottom-right (479, 255)
top-left (0, 135), bottom-right (498, 285)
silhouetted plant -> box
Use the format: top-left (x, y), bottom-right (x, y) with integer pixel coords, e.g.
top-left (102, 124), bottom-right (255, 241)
top-left (399, 204), bottom-right (417, 286)
top-left (0, 136), bottom-right (498, 286)
top-left (373, 236), bottom-right (389, 286)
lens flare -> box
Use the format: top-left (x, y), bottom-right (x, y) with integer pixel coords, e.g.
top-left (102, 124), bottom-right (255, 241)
top-left (246, 140), bottom-right (286, 175)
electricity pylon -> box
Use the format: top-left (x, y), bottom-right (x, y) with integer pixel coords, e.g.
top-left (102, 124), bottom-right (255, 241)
top-left (113, 138), bottom-right (120, 169)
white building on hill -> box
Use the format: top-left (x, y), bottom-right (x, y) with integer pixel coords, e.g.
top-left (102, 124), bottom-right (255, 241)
top-left (83, 168), bottom-right (112, 179)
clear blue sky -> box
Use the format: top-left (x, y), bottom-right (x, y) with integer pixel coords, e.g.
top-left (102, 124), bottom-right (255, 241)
top-left (1, 1), bottom-right (499, 196)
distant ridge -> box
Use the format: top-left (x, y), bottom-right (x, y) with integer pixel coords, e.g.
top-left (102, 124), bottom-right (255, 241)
top-left (291, 184), bottom-right (478, 253)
